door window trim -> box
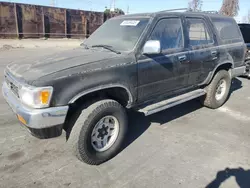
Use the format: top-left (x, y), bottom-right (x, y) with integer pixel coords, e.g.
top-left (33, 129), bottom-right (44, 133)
top-left (185, 16), bottom-right (215, 49)
top-left (145, 17), bottom-right (185, 54)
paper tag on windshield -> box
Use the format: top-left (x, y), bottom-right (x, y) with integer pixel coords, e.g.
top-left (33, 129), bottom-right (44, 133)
top-left (120, 20), bottom-right (140, 26)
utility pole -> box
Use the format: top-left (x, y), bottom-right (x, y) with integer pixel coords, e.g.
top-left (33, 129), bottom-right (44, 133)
top-left (110, 0), bottom-right (115, 11)
top-left (127, 5), bottom-right (129, 14)
top-left (88, 0), bottom-right (92, 11)
top-left (51, 0), bottom-right (56, 7)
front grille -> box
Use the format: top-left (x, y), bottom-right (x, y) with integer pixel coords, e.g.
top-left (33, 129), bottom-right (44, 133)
top-left (5, 75), bottom-right (20, 98)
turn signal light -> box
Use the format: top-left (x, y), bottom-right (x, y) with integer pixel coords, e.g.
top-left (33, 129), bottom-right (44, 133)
top-left (39, 90), bottom-right (50, 104)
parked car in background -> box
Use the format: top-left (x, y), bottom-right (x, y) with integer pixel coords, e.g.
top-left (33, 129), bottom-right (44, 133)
top-left (239, 23), bottom-right (250, 78)
top-left (2, 10), bottom-right (246, 165)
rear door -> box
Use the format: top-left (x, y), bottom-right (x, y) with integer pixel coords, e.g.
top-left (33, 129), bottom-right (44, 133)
top-left (185, 16), bottom-right (217, 86)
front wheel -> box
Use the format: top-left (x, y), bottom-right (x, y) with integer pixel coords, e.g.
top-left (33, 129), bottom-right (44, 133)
top-left (67, 99), bottom-right (128, 165)
top-left (202, 70), bottom-right (231, 109)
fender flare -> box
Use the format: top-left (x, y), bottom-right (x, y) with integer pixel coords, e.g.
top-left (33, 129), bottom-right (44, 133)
top-left (200, 62), bottom-right (233, 86)
top-left (68, 84), bottom-right (133, 105)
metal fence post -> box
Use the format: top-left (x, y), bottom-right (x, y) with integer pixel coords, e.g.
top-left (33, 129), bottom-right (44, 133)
top-left (65, 9), bottom-right (67, 38)
top-left (14, 3), bottom-right (19, 38)
top-left (41, 7), bottom-right (45, 37)
top-left (83, 16), bottom-right (87, 38)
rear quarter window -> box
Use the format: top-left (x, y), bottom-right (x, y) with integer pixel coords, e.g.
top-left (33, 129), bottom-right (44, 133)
top-left (211, 17), bottom-right (243, 44)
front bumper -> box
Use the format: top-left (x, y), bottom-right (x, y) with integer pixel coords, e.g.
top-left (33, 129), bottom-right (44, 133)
top-left (2, 82), bottom-right (69, 139)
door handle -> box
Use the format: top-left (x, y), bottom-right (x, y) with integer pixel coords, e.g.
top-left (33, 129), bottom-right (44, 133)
top-left (211, 50), bottom-right (218, 60)
top-left (178, 55), bottom-right (187, 62)
top-left (211, 50), bottom-right (217, 56)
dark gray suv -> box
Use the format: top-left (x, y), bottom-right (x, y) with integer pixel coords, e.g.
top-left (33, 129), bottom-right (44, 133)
top-left (3, 10), bottom-right (246, 165)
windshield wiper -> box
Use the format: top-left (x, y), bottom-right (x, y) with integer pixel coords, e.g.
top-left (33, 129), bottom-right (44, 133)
top-left (92, 45), bottom-right (121, 54)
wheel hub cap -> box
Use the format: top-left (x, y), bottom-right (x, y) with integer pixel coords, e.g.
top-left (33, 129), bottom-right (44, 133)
top-left (215, 79), bottom-right (227, 101)
top-left (97, 125), bottom-right (109, 139)
top-left (91, 116), bottom-right (120, 152)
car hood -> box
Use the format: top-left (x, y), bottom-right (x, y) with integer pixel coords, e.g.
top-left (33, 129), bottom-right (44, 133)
top-left (6, 48), bottom-right (121, 82)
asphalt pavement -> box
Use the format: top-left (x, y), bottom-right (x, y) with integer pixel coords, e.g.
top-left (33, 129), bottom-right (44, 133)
top-left (0, 48), bottom-right (250, 188)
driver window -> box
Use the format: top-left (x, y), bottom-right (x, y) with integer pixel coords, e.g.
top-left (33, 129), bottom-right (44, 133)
top-left (149, 18), bottom-right (184, 51)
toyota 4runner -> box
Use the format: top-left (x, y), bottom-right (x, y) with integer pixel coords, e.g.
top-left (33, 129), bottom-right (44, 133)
top-left (2, 11), bottom-right (246, 165)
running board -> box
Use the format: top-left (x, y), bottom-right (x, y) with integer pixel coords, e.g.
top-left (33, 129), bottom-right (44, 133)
top-left (139, 89), bottom-right (206, 116)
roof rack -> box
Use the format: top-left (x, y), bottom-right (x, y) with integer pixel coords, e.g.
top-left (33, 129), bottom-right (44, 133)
top-left (158, 8), bottom-right (188, 13)
top-left (158, 9), bottom-right (219, 14)
top-left (201, 11), bottom-right (219, 14)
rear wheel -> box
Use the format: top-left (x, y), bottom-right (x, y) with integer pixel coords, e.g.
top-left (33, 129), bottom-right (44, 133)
top-left (202, 70), bottom-right (231, 109)
top-left (67, 99), bottom-right (128, 165)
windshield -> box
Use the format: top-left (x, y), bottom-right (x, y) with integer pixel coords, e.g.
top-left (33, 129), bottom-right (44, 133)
top-left (239, 25), bottom-right (250, 43)
top-left (84, 17), bottom-right (150, 51)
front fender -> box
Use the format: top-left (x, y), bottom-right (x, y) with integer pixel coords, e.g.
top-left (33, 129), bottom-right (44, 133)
top-left (68, 84), bottom-right (134, 105)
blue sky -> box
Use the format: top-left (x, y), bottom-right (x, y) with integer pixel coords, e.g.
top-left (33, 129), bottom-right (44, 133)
top-left (2, 0), bottom-right (250, 22)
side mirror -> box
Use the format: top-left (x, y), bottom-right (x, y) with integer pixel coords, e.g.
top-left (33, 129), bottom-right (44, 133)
top-left (143, 40), bottom-right (161, 55)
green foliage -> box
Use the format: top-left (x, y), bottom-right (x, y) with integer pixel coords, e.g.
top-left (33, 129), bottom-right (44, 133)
top-left (104, 7), bottom-right (125, 15)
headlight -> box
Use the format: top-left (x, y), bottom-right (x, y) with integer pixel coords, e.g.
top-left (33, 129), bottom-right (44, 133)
top-left (19, 86), bottom-right (53, 108)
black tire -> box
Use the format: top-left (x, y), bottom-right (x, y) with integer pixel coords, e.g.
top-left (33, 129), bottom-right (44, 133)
top-left (67, 99), bottom-right (128, 165)
top-left (202, 70), bottom-right (231, 109)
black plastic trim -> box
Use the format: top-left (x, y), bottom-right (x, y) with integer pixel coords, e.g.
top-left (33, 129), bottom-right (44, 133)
top-left (27, 124), bottom-right (63, 139)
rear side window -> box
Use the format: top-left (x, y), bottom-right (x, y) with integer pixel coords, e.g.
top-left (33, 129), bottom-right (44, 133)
top-left (211, 17), bottom-right (242, 44)
top-left (186, 18), bottom-right (213, 47)
top-left (149, 18), bottom-right (184, 51)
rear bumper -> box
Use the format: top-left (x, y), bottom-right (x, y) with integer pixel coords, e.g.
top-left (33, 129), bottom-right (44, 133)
top-left (232, 66), bottom-right (246, 77)
top-left (2, 82), bottom-right (69, 139)
top-left (244, 60), bottom-right (250, 77)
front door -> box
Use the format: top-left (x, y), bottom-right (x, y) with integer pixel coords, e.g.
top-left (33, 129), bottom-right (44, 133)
top-left (137, 17), bottom-right (190, 102)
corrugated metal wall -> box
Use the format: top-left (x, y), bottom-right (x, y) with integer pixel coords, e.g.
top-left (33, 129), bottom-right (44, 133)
top-left (0, 2), bottom-right (17, 38)
top-left (0, 2), bottom-right (117, 38)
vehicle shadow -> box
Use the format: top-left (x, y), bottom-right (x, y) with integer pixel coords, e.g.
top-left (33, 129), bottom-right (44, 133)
top-left (123, 99), bottom-right (203, 150)
top-left (123, 77), bottom-right (242, 151)
top-left (206, 167), bottom-right (250, 188)
top-left (230, 77), bottom-right (243, 95)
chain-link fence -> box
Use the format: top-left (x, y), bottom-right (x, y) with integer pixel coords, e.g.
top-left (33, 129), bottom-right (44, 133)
top-left (0, 2), bottom-right (115, 39)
